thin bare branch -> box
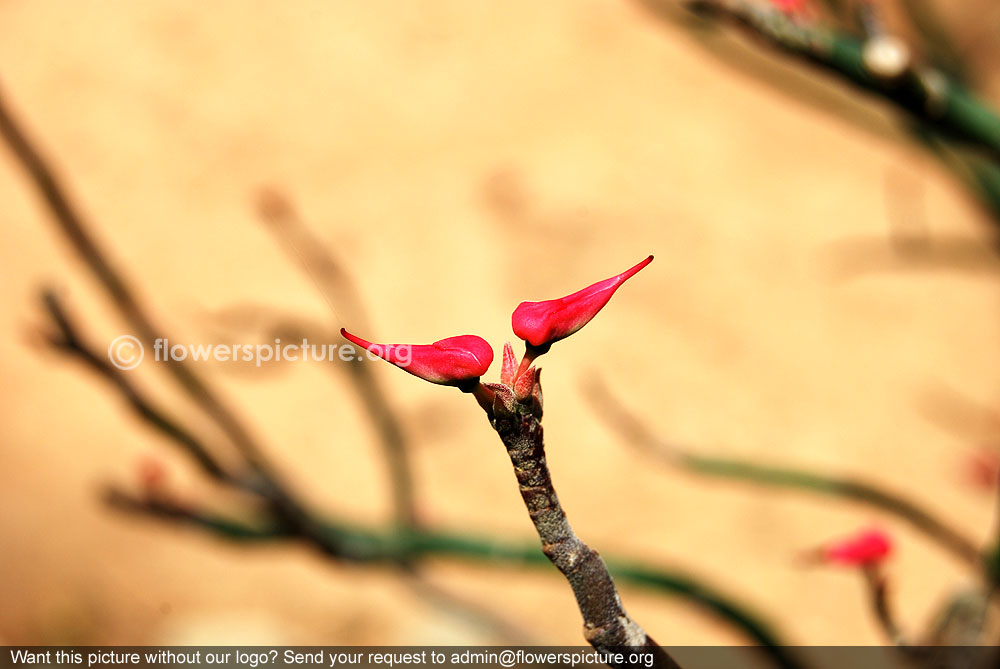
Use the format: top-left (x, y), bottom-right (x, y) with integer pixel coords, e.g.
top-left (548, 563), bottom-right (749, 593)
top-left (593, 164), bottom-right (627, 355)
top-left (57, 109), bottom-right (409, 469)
top-left (679, 0), bottom-right (1000, 162)
top-left (255, 188), bottom-right (417, 529)
top-left (40, 290), bottom-right (233, 484)
top-left (0, 80), bottom-right (280, 485)
top-left (255, 188), bottom-right (371, 331)
top-left (861, 566), bottom-right (909, 647)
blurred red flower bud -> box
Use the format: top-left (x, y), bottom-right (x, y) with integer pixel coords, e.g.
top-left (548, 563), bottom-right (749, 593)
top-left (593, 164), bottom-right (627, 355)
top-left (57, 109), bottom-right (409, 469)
top-left (771, 0), bottom-right (807, 13)
top-left (341, 328), bottom-right (493, 388)
top-left (966, 447), bottom-right (1000, 490)
top-left (512, 255), bottom-right (653, 350)
top-left (138, 456), bottom-right (167, 491)
top-left (824, 528), bottom-right (893, 567)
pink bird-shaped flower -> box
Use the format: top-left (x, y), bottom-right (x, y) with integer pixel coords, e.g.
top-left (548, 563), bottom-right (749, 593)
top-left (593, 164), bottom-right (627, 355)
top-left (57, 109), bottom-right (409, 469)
top-left (512, 255), bottom-right (653, 350)
top-left (824, 528), bottom-right (893, 567)
top-left (341, 328), bottom-right (493, 388)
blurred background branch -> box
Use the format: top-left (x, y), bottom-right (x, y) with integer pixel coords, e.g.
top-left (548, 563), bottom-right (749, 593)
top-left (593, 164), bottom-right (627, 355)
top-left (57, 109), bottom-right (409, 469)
top-left (254, 188), bottom-right (417, 531)
top-left (636, 0), bottom-right (1000, 224)
top-left (585, 377), bottom-right (985, 574)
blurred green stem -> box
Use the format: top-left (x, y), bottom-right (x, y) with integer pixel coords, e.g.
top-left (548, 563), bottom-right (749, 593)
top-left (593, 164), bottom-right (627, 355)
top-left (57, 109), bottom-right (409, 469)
top-left (107, 488), bottom-right (802, 669)
top-left (685, 0), bottom-right (1000, 155)
top-left (586, 378), bottom-right (986, 575)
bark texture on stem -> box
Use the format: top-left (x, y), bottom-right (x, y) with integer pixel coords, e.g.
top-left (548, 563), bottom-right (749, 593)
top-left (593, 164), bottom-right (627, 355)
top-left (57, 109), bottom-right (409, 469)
top-left (483, 383), bottom-right (680, 669)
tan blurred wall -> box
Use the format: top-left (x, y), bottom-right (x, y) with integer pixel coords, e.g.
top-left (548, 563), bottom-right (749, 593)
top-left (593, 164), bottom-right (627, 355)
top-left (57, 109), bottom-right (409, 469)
top-left (1, 0), bottom-right (999, 646)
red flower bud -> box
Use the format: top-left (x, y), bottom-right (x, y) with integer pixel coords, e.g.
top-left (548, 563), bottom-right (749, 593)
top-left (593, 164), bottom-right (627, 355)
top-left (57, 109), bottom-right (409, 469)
top-left (513, 365), bottom-right (537, 401)
top-left (823, 528), bottom-right (893, 567)
top-left (500, 341), bottom-right (518, 387)
top-left (512, 255), bottom-right (653, 350)
top-left (341, 328), bottom-right (493, 388)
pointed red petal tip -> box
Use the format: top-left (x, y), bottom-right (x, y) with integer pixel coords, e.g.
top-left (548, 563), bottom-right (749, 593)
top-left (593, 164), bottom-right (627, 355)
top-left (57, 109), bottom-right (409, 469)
top-left (341, 328), bottom-right (493, 387)
top-left (823, 528), bottom-right (893, 567)
top-left (512, 255), bottom-right (653, 349)
top-left (500, 342), bottom-right (518, 387)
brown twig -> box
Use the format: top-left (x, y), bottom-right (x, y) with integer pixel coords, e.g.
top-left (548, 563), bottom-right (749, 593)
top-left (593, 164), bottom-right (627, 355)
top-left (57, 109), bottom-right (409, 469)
top-left (0, 80), bottom-right (281, 488)
top-left (255, 188), bottom-right (370, 331)
top-left (0, 80), bottom-right (359, 561)
top-left (477, 381), bottom-right (680, 668)
top-left (861, 566), bottom-right (909, 647)
top-left (37, 291), bottom-right (328, 547)
top-left (40, 290), bottom-right (233, 484)
top-left (41, 302), bottom-right (331, 558)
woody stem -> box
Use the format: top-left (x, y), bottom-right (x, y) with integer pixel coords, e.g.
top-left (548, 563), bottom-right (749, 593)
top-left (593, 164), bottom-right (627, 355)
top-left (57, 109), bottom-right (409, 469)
top-left (486, 391), bottom-right (680, 668)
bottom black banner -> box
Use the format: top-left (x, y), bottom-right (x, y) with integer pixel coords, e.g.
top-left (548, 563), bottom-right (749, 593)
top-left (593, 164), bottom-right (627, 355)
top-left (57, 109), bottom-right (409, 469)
top-left (3, 646), bottom-right (998, 669)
